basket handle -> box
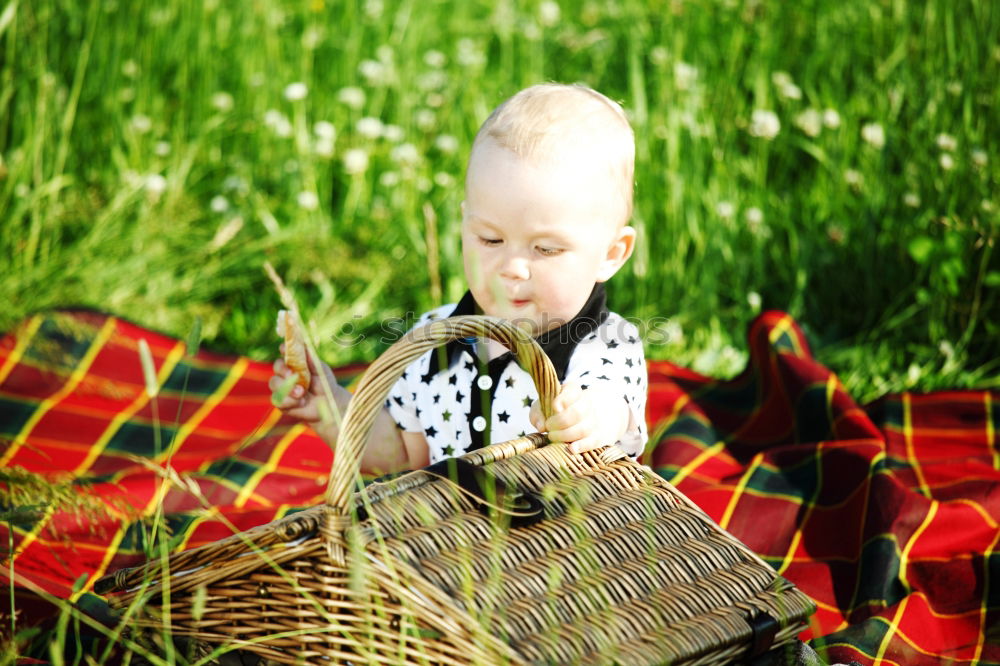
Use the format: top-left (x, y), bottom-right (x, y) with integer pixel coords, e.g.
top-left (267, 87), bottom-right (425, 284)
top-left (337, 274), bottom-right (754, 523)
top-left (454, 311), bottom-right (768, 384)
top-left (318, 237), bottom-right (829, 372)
top-left (324, 315), bottom-right (560, 512)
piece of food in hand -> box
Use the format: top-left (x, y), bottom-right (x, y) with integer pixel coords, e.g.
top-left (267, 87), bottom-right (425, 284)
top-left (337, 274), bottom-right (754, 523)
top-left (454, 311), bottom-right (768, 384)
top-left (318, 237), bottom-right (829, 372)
top-left (276, 310), bottom-right (311, 389)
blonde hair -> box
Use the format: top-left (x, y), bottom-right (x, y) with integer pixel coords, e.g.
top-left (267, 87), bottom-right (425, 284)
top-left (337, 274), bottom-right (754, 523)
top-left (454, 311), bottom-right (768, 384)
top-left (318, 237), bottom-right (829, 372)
top-left (470, 83), bottom-right (635, 224)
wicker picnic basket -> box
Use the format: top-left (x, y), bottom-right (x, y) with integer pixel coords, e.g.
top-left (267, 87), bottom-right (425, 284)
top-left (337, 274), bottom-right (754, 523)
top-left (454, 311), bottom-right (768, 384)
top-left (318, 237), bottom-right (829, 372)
top-left (96, 316), bottom-right (815, 665)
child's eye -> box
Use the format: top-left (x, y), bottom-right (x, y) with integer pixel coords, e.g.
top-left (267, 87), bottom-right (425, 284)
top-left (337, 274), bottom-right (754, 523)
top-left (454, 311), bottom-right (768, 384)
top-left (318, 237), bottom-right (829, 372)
top-left (479, 236), bottom-right (502, 247)
top-left (536, 246), bottom-right (563, 257)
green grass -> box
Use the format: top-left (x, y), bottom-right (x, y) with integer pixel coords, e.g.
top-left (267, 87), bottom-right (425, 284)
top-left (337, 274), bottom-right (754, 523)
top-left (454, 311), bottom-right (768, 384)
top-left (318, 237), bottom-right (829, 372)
top-left (1, 1), bottom-right (999, 660)
top-left (1, 0), bottom-right (998, 408)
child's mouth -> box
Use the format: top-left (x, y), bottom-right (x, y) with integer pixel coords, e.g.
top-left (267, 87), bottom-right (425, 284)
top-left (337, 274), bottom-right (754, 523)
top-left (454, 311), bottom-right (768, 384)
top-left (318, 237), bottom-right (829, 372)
top-left (511, 299), bottom-right (530, 308)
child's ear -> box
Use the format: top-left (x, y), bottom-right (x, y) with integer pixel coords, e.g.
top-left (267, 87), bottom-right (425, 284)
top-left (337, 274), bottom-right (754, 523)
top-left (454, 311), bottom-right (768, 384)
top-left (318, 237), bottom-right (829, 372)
top-left (596, 226), bottom-right (636, 282)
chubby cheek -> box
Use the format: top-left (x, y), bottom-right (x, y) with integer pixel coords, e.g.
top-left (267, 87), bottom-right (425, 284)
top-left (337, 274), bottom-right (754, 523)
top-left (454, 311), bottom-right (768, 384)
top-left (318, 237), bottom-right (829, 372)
top-left (532, 268), bottom-right (590, 323)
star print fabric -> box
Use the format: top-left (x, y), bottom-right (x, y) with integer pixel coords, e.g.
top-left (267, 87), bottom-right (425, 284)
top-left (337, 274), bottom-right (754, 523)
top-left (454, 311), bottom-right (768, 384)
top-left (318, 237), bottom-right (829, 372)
top-left (384, 304), bottom-right (648, 463)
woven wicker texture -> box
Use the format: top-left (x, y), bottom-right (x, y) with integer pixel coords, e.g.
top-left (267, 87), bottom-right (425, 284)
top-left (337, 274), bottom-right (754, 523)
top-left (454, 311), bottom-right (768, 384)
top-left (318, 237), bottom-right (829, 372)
top-left (97, 316), bottom-right (814, 665)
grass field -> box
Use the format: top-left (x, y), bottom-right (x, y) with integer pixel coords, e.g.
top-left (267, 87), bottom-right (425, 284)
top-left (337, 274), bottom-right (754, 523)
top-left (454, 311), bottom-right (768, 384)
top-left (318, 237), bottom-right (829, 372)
top-left (2, 0), bottom-right (997, 406)
top-left (1, 1), bottom-right (999, 660)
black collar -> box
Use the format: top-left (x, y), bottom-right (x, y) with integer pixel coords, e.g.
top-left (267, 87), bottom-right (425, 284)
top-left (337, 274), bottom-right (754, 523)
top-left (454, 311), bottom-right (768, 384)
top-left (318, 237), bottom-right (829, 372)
top-left (425, 283), bottom-right (609, 382)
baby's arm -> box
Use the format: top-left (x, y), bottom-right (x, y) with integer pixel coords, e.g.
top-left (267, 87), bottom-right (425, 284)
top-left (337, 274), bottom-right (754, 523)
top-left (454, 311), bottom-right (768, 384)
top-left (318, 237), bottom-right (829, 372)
top-left (270, 352), bottom-right (429, 474)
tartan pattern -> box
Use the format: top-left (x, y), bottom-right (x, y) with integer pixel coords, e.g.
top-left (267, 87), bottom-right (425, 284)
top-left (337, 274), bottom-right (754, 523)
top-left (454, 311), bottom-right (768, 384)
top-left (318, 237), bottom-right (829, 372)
top-left (1, 309), bottom-right (997, 665)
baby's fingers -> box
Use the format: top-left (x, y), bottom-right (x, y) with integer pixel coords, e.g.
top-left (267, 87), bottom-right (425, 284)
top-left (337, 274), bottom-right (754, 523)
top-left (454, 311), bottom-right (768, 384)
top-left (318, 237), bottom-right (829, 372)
top-left (545, 419), bottom-right (588, 445)
top-left (529, 400), bottom-right (545, 432)
top-left (544, 403), bottom-right (583, 433)
top-left (568, 435), bottom-right (603, 455)
top-left (553, 382), bottom-right (584, 413)
top-left (269, 373), bottom-right (304, 407)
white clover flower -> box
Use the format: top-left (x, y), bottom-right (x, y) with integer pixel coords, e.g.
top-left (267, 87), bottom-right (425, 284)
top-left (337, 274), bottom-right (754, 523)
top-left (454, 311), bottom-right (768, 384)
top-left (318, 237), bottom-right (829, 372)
top-left (144, 173), bottom-right (167, 195)
top-left (14, 183), bottom-right (30, 198)
top-left (302, 26), bottom-right (324, 50)
top-left (971, 149), bottom-right (988, 168)
top-left (376, 44), bottom-right (394, 63)
top-left (364, 0), bottom-right (383, 18)
top-left (121, 59), bottom-right (139, 78)
top-left (417, 70), bottom-right (448, 91)
top-left (674, 62), bottom-right (698, 91)
top-left (538, 0), bottom-right (560, 27)
top-left (284, 82), bottom-right (308, 101)
top-left (211, 91), bottom-right (234, 112)
top-left (745, 212), bottom-right (766, 236)
top-left (434, 172), bottom-right (455, 188)
top-left (210, 195), bottom-right (230, 213)
top-left (337, 86), bottom-right (366, 109)
top-left (119, 87), bottom-right (135, 103)
top-left (358, 59), bottom-right (388, 84)
top-left (771, 72), bottom-right (802, 100)
top-left (794, 108), bottom-right (822, 138)
top-left (434, 134), bottom-right (459, 154)
top-left (314, 137), bottom-right (335, 158)
top-left (356, 116), bottom-right (384, 139)
top-left (747, 291), bottom-right (762, 311)
top-left (154, 141), bottom-right (171, 156)
top-left (946, 80), bottom-right (963, 96)
top-left (390, 142), bottom-right (420, 165)
top-left (423, 50), bottom-right (447, 68)
top-left (379, 171), bottom-right (401, 187)
top-left (415, 109), bottom-right (437, 131)
top-left (780, 83), bottom-right (802, 100)
top-left (662, 319), bottom-right (684, 345)
top-left (939, 153), bottom-right (955, 171)
top-left (982, 200), bottom-right (995, 213)
top-left (263, 109), bottom-right (283, 126)
top-left (522, 21), bottom-right (542, 41)
top-left (314, 120), bottom-right (336, 141)
top-left (748, 110), bottom-right (781, 140)
top-left (822, 108), bottom-right (841, 129)
top-left (223, 175), bottom-right (248, 193)
top-left (343, 148), bottom-right (369, 174)
top-left (716, 201), bottom-right (735, 219)
top-left (456, 38), bottom-right (485, 67)
top-left (210, 216), bottom-right (244, 250)
top-left (771, 71), bottom-right (794, 89)
top-left (297, 190), bottom-right (319, 210)
top-left (130, 114), bottom-right (153, 134)
top-left (426, 92), bottom-right (444, 108)
top-left (843, 169), bottom-right (863, 186)
top-left (903, 192), bottom-right (921, 208)
top-left (382, 124), bottom-right (405, 143)
top-left (649, 46), bottom-right (669, 65)
top-left (264, 109), bottom-right (292, 137)
top-left (861, 123), bottom-right (886, 149)
top-left (935, 133), bottom-right (957, 152)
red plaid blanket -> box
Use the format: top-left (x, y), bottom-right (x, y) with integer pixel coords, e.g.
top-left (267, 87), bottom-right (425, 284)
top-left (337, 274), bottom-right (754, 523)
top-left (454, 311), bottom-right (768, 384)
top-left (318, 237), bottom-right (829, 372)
top-left (1, 309), bottom-right (997, 665)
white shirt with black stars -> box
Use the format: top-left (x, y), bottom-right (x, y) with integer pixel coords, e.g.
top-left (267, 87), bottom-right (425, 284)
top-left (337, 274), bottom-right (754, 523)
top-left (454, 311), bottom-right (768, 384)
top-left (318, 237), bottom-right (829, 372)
top-left (384, 290), bottom-right (648, 463)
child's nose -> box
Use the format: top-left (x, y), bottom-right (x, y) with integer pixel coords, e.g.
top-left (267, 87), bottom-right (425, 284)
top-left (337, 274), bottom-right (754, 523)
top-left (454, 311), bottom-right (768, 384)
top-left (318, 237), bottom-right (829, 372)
top-left (499, 253), bottom-right (530, 280)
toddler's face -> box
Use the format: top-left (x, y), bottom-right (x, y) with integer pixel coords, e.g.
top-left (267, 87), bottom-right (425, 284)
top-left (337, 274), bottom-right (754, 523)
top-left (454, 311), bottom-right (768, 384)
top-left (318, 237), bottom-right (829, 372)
top-left (461, 138), bottom-right (634, 335)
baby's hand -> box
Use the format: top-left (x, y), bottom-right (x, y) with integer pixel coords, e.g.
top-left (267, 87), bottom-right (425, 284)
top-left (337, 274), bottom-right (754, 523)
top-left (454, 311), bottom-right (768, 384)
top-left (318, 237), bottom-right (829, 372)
top-left (268, 343), bottom-right (337, 425)
top-left (529, 381), bottom-right (629, 454)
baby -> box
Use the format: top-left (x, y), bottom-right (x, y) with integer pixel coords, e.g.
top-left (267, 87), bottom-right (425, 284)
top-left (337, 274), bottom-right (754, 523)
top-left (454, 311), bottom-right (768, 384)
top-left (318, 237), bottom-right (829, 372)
top-left (271, 83), bottom-right (647, 474)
